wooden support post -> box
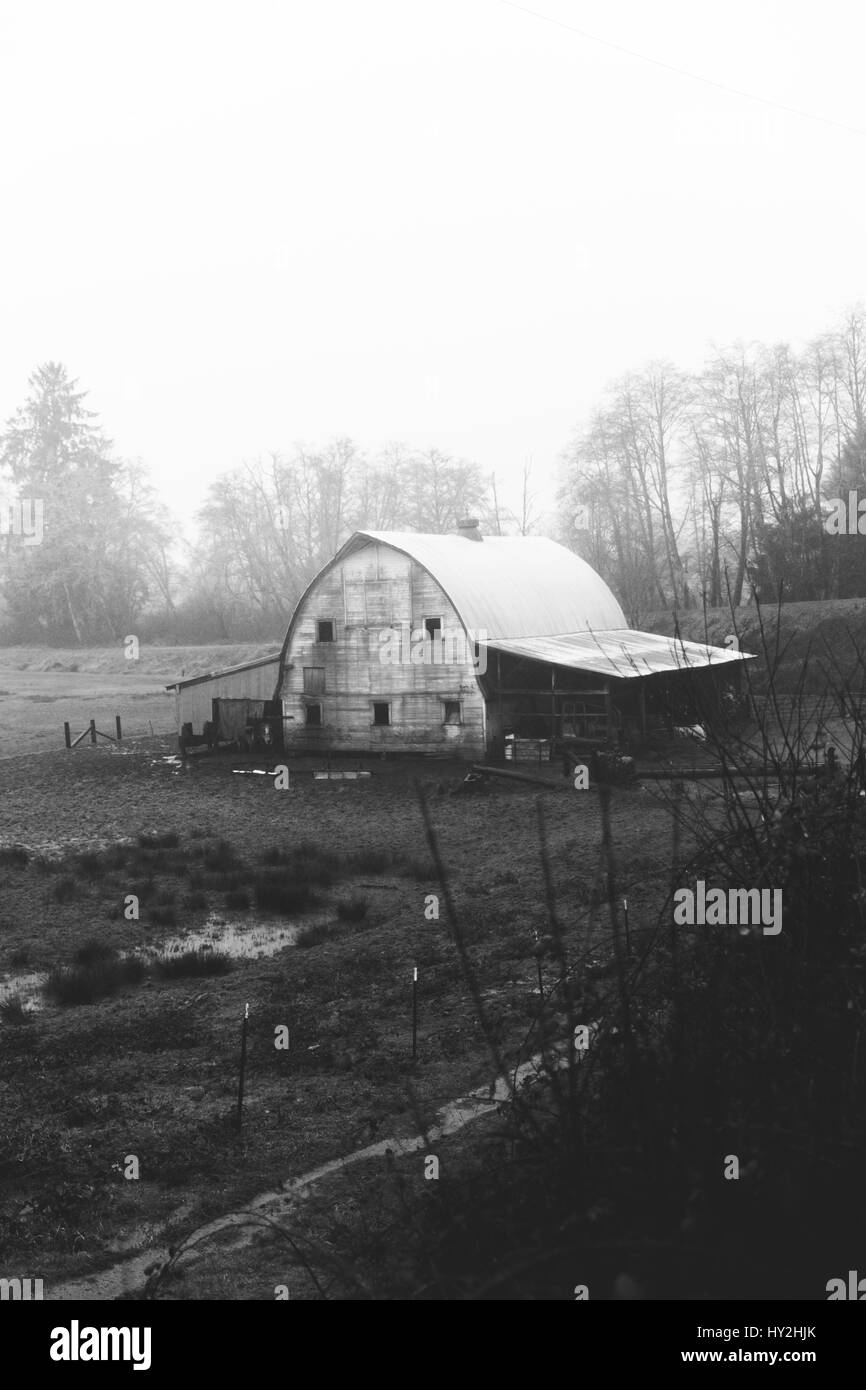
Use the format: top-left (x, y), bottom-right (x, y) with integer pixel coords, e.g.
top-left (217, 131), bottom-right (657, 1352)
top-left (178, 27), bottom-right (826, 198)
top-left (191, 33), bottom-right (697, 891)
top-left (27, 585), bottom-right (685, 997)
top-left (89, 719), bottom-right (97, 745)
top-left (64, 722), bottom-right (71, 749)
top-left (115, 715), bottom-right (122, 741)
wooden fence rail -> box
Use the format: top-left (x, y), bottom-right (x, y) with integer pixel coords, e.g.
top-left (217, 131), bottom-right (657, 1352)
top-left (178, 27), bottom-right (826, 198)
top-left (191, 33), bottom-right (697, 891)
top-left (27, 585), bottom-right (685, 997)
top-left (64, 716), bottom-right (123, 749)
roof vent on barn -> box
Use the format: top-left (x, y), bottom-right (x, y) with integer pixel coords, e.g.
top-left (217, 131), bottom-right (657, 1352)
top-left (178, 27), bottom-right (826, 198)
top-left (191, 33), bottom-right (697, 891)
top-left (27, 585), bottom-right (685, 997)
top-left (456, 517), bottom-right (482, 541)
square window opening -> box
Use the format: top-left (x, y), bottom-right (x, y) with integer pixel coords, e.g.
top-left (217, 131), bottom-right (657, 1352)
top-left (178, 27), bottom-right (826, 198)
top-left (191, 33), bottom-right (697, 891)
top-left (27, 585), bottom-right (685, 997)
top-left (373, 702), bottom-right (391, 726)
top-left (317, 620), bottom-right (335, 642)
top-left (305, 704), bottom-right (322, 727)
top-left (424, 617), bottom-right (442, 640)
top-left (443, 700), bottom-right (461, 725)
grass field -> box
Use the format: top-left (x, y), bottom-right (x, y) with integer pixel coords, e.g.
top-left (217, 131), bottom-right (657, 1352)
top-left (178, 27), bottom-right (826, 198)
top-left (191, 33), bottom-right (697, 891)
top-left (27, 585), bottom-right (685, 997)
top-left (2, 638), bottom-right (862, 1300)
top-left (0, 644), bottom-right (279, 757)
top-left (0, 729), bottom-right (681, 1299)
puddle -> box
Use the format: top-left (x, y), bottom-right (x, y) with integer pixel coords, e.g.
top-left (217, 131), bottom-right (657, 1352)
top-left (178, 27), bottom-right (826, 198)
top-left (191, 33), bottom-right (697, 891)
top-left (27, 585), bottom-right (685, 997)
top-left (135, 913), bottom-right (305, 962)
top-left (150, 755), bottom-right (187, 773)
top-left (0, 915), bottom-right (311, 1016)
top-left (0, 970), bottom-right (47, 1013)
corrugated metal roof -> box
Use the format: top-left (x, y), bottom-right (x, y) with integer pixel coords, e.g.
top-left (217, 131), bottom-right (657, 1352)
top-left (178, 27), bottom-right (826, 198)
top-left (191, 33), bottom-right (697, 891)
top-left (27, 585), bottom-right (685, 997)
top-left (165, 653), bottom-right (281, 692)
top-left (350, 532), bottom-right (627, 638)
top-left (484, 630), bottom-right (755, 679)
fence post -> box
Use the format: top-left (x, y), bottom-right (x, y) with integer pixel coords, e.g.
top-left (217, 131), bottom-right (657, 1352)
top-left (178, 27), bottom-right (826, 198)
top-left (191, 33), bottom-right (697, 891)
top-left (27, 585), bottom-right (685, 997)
top-left (89, 719), bottom-right (97, 745)
top-left (235, 1002), bottom-right (250, 1131)
top-left (64, 722), bottom-right (71, 749)
top-left (116, 715), bottom-right (122, 741)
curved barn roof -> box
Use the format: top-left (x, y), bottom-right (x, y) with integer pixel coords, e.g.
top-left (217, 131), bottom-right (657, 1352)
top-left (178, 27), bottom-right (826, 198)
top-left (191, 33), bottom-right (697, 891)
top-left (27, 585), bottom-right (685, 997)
top-left (347, 531), bottom-right (628, 640)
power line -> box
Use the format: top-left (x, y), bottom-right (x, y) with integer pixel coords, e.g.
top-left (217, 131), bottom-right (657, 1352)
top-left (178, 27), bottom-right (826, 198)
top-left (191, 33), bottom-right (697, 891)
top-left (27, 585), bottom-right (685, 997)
top-left (496, 0), bottom-right (866, 139)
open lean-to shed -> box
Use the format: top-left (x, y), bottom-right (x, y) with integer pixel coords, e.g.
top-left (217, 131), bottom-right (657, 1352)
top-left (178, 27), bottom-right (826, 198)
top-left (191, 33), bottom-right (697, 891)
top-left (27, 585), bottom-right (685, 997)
top-left (166, 652), bottom-right (282, 751)
top-left (167, 521), bottom-right (752, 758)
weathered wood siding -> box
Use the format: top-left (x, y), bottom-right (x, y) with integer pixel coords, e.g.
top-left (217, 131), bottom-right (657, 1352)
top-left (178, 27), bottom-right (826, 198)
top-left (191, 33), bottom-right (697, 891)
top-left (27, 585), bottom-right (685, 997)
top-left (174, 659), bottom-right (281, 733)
top-left (281, 542), bottom-right (486, 755)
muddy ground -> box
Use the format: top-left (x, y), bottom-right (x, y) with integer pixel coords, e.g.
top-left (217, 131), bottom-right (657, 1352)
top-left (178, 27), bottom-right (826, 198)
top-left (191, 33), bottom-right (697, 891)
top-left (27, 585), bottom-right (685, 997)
top-left (0, 737), bottom-right (688, 1299)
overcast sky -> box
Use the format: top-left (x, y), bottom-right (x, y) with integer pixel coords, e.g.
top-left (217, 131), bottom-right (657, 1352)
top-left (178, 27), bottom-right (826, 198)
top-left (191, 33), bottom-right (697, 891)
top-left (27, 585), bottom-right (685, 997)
top-left (1, 0), bottom-right (864, 527)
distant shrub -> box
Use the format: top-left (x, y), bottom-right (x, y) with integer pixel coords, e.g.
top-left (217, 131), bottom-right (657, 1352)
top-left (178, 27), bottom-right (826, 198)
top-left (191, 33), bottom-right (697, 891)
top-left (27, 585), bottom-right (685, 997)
top-left (295, 921), bottom-right (331, 949)
top-left (203, 839), bottom-right (242, 871)
top-left (255, 871), bottom-right (312, 914)
top-left (138, 831), bottom-right (180, 849)
top-left (182, 889), bottom-right (209, 911)
top-left (225, 888), bottom-right (251, 910)
top-left (45, 955), bottom-right (146, 1006)
top-left (8, 948), bottom-right (30, 968)
top-left (0, 845), bottom-right (29, 868)
top-left (51, 876), bottom-right (77, 903)
top-left (153, 949), bottom-right (232, 979)
top-left (101, 843), bottom-right (130, 870)
top-left (259, 846), bottom-right (289, 866)
top-left (73, 939), bottom-right (116, 967)
top-left (337, 895), bottom-right (369, 923)
top-left (347, 848), bottom-right (391, 874)
top-left (150, 905), bottom-right (178, 928)
top-left (72, 851), bottom-right (105, 879)
top-left (0, 995), bottom-right (30, 1024)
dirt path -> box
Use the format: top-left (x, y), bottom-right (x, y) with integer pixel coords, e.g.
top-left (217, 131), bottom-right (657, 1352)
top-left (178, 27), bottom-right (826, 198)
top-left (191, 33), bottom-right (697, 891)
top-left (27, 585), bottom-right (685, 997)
top-left (48, 1047), bottom-right (565, 1301)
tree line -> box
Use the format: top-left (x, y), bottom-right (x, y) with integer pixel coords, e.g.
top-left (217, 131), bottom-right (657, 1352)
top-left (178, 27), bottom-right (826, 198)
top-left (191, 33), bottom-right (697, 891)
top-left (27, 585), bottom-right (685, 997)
top-left (0, 363), bottom-right (539, 644)
top-left (558, 306), bottom-right (866, 623)
top-left (4, 309), bottom-right (866, 646)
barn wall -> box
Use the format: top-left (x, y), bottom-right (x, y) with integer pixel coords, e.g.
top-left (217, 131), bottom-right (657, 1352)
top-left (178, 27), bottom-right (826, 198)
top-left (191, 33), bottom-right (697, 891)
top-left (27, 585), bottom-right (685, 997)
top-left (280, 542), bottom-right (485, 755)
top-left (175, 660), bottom-right (281, 733)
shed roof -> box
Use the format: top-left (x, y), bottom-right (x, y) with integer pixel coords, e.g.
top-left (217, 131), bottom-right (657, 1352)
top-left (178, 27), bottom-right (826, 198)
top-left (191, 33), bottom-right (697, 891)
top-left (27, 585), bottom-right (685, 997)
top-left (484, 631), bottom-right (755, 680)
top-left (165, 653), bottom-right (280, 692)
top-left (344, 531), bottom-right (628, 639)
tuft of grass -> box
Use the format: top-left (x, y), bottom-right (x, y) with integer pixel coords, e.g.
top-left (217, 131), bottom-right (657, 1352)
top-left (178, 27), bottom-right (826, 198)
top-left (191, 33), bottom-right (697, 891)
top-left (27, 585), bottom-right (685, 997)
top-left (138, 830), bottom-right (180, 849)
top-left (203, 839), bottom-right (243, 871)
top-left (259, 846), bottom-right (289, 866)
top-left (255, 870), bottom-right (312, 914)
top-left (0, 995), bottom-right (31, 1024)
top-left (73, 938), bottom-right (116, 967)
top-left (72, 851), bottom-right (105, 879)
top-left (0, 845), bottom-right (29, 868)
top-left (153, 949), bottom-right (232, 979)
top-left (51, 875), bottom-right (77, 903)
top-left (45, 955), bottom-right (146, 1006)
top-left (337, 895), bottom-right (369, 923)
top-left (150, 905), bottom-right (178, 928)
top-left (182, 889), bottom-right (209, 911)
top-left (295, 921), bottom-right (331, 949)
top-left (102, 843), bottom-right (130, 870)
